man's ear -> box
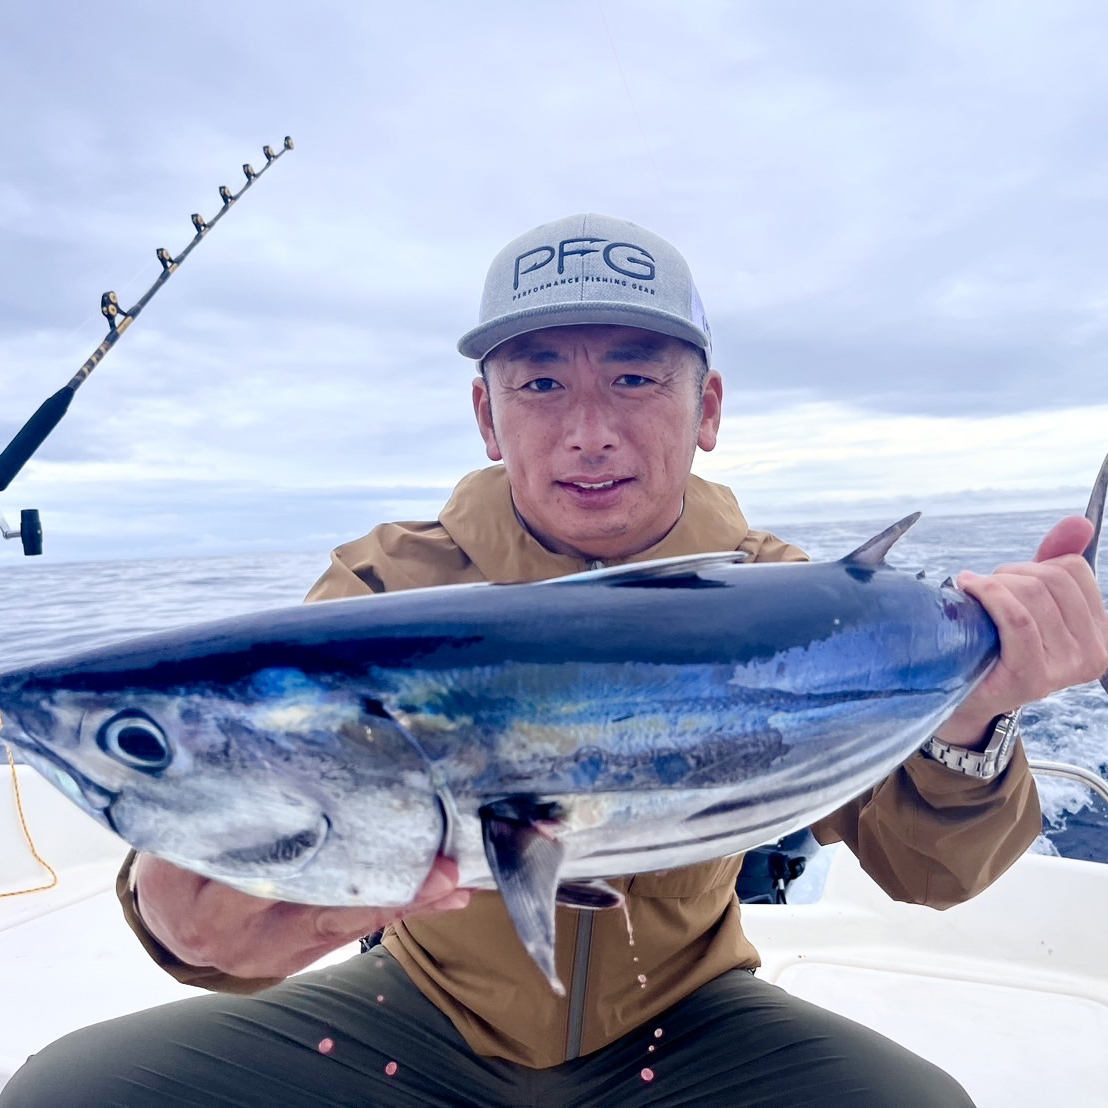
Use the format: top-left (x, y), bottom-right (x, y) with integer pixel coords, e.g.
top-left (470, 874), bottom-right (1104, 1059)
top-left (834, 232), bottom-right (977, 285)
top-left (697, 370), bottom-right (723, 452)
top-left (473, 376), bottom-right (503, 461)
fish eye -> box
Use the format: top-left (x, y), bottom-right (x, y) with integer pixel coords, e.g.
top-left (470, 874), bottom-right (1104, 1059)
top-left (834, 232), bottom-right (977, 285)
top-left (97, 712), bottom-right (172, 772)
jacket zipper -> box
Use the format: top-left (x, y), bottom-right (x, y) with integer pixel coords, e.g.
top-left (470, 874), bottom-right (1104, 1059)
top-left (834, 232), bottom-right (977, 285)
top-left (564, 910), bottom-right (594, 1060)
top-left (565, 559), bottom-right (602, 1060)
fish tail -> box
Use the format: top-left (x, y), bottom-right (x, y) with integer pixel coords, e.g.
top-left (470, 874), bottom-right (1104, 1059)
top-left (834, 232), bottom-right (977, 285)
top-left (1084, 452), bottom-right (1108, 693)
top-left (1083, 452), bottom-right (1107, 577)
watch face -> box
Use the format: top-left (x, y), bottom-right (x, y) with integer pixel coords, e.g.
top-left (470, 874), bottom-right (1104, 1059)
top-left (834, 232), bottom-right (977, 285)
top-left (988, 711), bottom-right (1021, 777)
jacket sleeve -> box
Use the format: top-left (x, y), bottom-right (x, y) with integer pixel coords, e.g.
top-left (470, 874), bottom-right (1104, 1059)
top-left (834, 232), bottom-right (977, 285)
top-left (115, 851), bottom-right (284, 994)
top-left (810, 741), bottom-right (1041, 908)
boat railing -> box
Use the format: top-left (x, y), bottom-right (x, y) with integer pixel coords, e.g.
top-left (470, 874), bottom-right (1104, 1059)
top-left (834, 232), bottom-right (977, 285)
top-left (1028, 759), bottom-right (1108, 807)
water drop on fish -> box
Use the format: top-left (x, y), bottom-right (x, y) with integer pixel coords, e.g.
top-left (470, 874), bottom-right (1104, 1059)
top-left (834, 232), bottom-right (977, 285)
top-left (384, 1061), bottom-right (399, 1077)
top-left (641, 1068), bottom-right (655, 1083)
top-left (376, 995), bottom-right (385, 1003)
top-left (318, 1038), bottom-right (334, 1054)
top-left (648, 1045), bottom-right (655, 1053)
top-left (621, 900), bottom-right (635, 946)
top-left (637, 973), bottom-right (647, 988)
top-left (653, 1027), bottom-right (664, 1039)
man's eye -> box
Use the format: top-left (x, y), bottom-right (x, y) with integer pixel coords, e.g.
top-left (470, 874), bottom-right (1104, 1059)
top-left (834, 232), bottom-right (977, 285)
top-left (523, 378), bottom-right (562, 392)
top-left (615, 374), bottom-right (653, 387)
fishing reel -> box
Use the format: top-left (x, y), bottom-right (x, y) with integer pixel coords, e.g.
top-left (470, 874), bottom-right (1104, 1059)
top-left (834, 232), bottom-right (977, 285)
top-left (736, 829), bottom-right (821, 905)
top-left (0, 509), bottom-right (43, 556)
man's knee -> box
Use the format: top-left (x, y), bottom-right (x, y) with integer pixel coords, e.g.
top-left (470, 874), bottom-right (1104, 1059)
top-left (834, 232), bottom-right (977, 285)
top-left (1, 1025), bottom-right (115, 1107)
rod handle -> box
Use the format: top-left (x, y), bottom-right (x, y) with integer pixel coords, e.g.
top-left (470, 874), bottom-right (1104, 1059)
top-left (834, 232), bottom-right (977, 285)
top-left (0, 386), bottom-right (75, 492)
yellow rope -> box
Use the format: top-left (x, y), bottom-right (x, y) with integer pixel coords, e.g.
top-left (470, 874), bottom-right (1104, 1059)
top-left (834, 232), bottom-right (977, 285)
top-left (2, 741), bottom-right (59, 897)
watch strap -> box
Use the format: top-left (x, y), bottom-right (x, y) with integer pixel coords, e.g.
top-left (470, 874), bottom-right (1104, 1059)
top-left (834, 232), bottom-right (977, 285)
top-left (922, 709), bottom-right (1021, 779)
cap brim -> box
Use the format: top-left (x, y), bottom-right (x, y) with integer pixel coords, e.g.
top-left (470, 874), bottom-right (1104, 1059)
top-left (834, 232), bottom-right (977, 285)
top-left (458, 302), bottom-right (712, 363)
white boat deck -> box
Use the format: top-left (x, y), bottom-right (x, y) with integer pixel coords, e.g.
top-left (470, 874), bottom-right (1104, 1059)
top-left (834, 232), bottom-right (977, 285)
top-left (743, 846), bottom-right (1108, 1107)
top-left (3, 766), bottom-right (1106, 1104)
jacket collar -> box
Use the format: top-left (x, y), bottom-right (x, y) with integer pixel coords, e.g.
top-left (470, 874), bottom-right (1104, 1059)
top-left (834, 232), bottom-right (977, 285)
top-left (438, 466), bottom-right (750, 583)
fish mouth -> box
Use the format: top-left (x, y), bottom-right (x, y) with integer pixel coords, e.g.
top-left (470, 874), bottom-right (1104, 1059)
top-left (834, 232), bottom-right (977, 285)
top-left (6, 733), bottom-right (117, 817)
top-left (201, 813), bottom-right (331, 880)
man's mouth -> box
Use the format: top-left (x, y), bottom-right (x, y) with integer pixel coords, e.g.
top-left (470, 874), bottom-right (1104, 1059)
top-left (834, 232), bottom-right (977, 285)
top-left (560, 477), bottom-right (632, 491)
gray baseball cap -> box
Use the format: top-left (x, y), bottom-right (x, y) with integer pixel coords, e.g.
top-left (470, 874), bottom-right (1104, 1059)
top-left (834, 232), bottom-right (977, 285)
top-left (457, 213), bottom-right (712, 365)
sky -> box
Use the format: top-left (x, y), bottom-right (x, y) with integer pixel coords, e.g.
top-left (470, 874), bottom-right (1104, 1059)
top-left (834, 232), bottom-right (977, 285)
top-left (3, 0), bottom-right (1108, 563)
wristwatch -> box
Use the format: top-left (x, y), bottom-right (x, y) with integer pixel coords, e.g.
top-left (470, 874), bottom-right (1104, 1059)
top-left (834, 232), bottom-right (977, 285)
top-left (922, 709), bottom-right (1021, 780)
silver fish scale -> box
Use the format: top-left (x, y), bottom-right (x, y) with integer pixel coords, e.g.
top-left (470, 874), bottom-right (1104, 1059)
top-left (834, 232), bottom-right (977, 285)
top-left (2, 451), bottom-right (1105, 991)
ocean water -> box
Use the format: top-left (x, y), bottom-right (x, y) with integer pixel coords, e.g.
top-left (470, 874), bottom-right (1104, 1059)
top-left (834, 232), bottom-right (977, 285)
top-left (1, 506), bottom-right (1105, 862)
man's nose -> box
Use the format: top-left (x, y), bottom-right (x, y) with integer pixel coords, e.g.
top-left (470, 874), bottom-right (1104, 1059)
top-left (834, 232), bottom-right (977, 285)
top-left (563, 395), bottom-right (620, 452)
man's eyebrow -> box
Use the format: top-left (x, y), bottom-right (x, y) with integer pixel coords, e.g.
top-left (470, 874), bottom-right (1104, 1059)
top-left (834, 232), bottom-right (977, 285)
top-left (500, 338), bottom-right (562, 362)
top-left (602, 340), bottom-right (669, 362)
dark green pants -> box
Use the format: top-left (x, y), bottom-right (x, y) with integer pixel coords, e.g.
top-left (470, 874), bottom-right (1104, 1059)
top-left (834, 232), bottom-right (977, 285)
top-left (1, 949), bottom-right (972, 1107)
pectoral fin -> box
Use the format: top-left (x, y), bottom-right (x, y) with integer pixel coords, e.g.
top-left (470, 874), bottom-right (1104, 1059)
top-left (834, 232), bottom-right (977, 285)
top-left (480, 796), bottom-right (567, 995)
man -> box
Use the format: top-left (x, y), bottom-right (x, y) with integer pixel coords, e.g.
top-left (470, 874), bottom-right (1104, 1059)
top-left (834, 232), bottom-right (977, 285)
top-left (5, 214), bottom-right (1106, 1106)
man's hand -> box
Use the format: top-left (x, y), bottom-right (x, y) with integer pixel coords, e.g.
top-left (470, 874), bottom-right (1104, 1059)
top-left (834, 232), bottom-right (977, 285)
top-left (132, 852), bottom-right (470, 981)
top-left (936, 515), bottom-right (1108, 749)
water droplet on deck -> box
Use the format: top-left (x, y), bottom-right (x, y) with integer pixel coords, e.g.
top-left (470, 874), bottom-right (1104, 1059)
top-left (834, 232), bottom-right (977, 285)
top-left (376, 994), bottom-right (385, 1003)
top-left (653, 1027), bottom-right (663, 1038)
top-left (641, 1067), bottom-right (655, 1082)
top-left (637, 973), bottom-right (647, 988)
top-left (317, 1037), bottom-right (334, 1054)
top-left (648, 1045), bottom-right (655, 1053)
top-left (384, 1060), bottom-right (399, 1077)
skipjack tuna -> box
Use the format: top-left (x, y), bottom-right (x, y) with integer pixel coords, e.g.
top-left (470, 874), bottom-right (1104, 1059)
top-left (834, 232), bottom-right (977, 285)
top-left (1, 455), bottom-right (1105, 992)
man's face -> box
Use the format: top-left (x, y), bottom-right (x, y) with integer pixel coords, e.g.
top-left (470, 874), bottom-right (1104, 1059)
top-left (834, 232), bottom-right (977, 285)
top-left (473, 325), bottom-right (723, 561)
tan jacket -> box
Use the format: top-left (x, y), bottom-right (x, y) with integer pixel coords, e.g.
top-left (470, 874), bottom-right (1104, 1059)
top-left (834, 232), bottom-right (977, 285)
top-left (118, 466), bottom-right (1041, 1068)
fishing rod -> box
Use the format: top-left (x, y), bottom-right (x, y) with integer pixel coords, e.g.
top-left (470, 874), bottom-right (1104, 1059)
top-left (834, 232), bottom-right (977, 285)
top-left (0, 136), bottom-right (295, 556)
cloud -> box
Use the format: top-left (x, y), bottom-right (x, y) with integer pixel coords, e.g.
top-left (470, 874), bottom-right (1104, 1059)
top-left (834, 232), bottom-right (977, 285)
top-left (4, 1), bottom-right (1108, 561)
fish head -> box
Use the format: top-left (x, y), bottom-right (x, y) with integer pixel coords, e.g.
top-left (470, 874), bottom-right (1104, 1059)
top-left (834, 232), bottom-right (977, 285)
top-left (0, 663), bottom-right (442, 905)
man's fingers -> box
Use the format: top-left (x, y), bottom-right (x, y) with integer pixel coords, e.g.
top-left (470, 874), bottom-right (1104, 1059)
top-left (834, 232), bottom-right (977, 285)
top-left (957, 554), bottom-right (1108, 714)
top-left (1032, 515), bottom-right (1094, 563)
top-left (976, 554), bottom-right (1108, 636)
top-left (133, 849), bottom-right (471, 979)
top-left (957, 571), bottom-right (1047, 710)
top-left (413, 856), bottom-right (463, 903)
top-left (407, 856), bottom-right (471, 914)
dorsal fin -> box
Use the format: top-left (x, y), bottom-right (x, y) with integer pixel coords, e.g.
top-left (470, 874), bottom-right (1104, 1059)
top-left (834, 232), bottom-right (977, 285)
top-left (539, 550), bottom-right (748, 586)
top-left (841, 513), bottom-right (921, 567)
